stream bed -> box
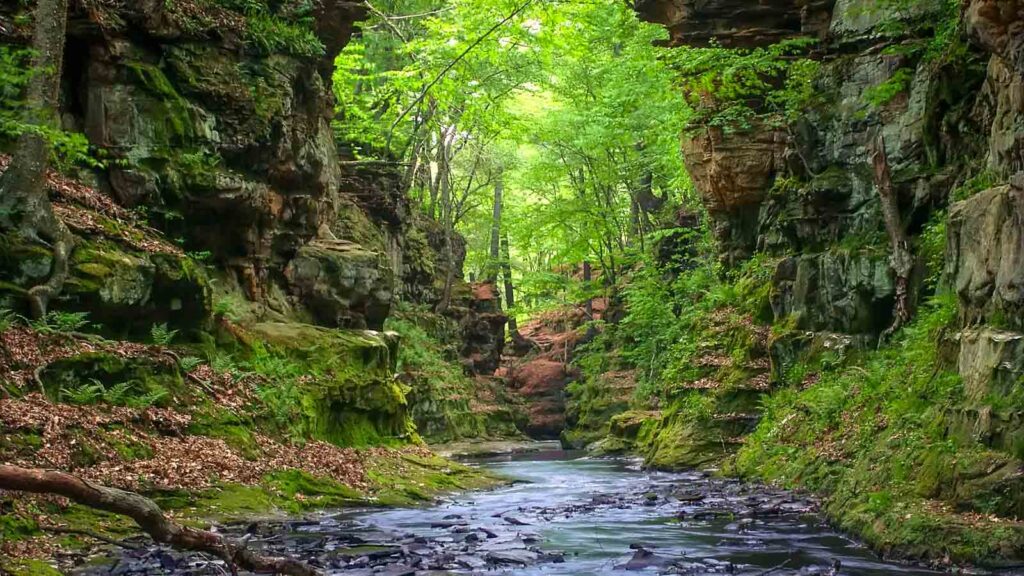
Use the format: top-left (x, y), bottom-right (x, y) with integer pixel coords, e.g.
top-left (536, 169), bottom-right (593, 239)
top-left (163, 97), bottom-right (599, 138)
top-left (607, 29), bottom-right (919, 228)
top-left (84, 449), bottom-right (948, 575)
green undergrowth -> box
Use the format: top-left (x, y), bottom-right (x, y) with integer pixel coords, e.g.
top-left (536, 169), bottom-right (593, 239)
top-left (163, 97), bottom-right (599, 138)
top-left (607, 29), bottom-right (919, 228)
top-left (200, 322), bottom-right (415, 447)
top-left (386, 307), bottom-right (525, 443)
top-left (0, 559), bottom-right (63, 576)
top-left (162, 0), bottom-right (325, 57)
top-left (561, 370), bottom-right (635, 449)
top-left (730, 294), bottom-right (1024, 566)
top-left (567, 245), bottom-right (776, 465)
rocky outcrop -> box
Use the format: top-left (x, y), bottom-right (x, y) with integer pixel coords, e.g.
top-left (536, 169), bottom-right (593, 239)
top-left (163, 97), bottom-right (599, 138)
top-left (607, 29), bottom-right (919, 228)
top-left (642, 0), bottom-right (988, 339)
top-left (948, 184), bottom-right (1024, 331)
top-left (32, 1), bottom-right (397, 330)
top-left (452, 282), bottom-right (507, 375)
top-left (957, 328), bottom-right (1024, 403)
top-left (969, 0), bottom-right (1024, 174)
top-left (1, 0), bottom-right (515, 456)
top-left (0, 158), bottom-right (212, 337)
top-left (505, 359), bottom-right (577, 439)
top-left (246, 322), bottom-right (413, 446)
top-left (285, 239), bottom-right (393, 330)
top-left (634, 0), bottom-right (835, 48)
top-left (682, 125), bottom-right (787, 263)
top-left (771, 252), bottom-right (895, 335)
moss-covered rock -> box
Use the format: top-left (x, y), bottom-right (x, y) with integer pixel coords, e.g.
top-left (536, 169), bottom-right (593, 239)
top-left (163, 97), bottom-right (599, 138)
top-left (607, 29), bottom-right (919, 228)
top-left (39, 352), bottom-right (185, 408)
top-left (561, 370), bottom-right (635, 449)
top-left (61, 239), bottom-right (211, 337)
top-left (246, 322), bottom-right (414, 447)
top-left (284, 239), bottom-right (394, 331)
top-left (386, 308), bottom-right (525, 443)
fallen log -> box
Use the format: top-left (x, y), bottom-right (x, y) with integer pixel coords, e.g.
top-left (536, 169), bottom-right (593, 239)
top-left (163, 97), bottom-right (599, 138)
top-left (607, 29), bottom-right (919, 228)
top-left (0, 465), bottom-right (322, 576)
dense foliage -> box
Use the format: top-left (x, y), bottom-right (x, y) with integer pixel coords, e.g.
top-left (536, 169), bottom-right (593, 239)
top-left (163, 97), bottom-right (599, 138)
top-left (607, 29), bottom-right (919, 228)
top-left (334, 0), bottom-right (691, 318)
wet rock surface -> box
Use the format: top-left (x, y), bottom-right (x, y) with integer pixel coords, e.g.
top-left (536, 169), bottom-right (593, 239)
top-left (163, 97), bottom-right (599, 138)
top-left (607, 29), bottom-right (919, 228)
top-left (76, 452), bottom-right (941, 575)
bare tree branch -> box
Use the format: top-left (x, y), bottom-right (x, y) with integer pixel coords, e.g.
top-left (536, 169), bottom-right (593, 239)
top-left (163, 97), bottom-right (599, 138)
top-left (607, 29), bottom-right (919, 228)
top-left (385, 0), bottom-right (535, 151)
top-left (0, 466), bottom-right (322, 576)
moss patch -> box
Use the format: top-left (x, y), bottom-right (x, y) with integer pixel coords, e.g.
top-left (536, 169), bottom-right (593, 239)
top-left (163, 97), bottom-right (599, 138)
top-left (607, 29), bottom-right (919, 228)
top-left (0, 559), bottom-right (63, 576)
top-left (731, 296), bottom-right (1024, 566)
top-left (366, 452), bottom-right (502, 507)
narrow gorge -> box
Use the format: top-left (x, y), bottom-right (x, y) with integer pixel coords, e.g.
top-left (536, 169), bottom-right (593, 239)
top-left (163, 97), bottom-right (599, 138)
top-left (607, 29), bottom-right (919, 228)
top-left (0, 0), bottom-right (1022, 574)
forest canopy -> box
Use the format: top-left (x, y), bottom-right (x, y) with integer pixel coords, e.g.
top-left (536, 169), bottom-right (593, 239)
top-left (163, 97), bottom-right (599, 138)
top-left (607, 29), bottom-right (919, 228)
top-left (332, 0), bottom-right (694, 316)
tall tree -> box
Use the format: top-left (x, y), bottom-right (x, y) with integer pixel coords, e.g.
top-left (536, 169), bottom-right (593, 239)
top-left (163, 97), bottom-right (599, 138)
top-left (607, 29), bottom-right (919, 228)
top-left (0, 0), bottom-right (73, 318)
top-left (500, 231), bottom-right (518, 336)
top-left (487, 172), bottom-right (503, 283)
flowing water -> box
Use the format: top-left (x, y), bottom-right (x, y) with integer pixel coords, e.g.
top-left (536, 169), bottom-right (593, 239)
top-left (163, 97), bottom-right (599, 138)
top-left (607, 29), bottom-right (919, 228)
top-left (85, 448), bottom-right (951, 575)
top-left (335, 449), bottom-right (942, 575)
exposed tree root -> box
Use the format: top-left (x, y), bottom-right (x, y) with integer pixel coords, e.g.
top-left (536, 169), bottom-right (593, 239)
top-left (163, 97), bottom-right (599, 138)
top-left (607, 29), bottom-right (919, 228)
top-left (26, 216), bottom-right (75, 319)
top-left (0, 465), bottom-right (323, 576)
top-left (0, 0), bottom-right (75, 319)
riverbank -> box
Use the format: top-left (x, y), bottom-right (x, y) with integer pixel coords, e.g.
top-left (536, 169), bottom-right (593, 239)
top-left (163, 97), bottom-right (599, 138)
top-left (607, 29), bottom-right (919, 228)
top-left (65, 450), bottom-right (948, 575)
top-left (0, 391), bottom-right (503, 576)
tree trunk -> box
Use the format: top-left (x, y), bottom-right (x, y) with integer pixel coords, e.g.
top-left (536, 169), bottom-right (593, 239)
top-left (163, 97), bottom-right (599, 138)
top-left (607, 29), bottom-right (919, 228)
top-left (500, 232), bottom-right (517, 336)
top-left (428, 134), bottom-right (443, 220)
top-left (435, 141), bottom-right (456, 315)
top-left (0, 0), bottom-right (75, 318)
top-left (0, 465), bottom-right (321, 576)
top-left (871, 133), bottom-right (913, 342)
top-left (487, 173), bottom-right (503, 283)
top-left (582, 260), bottom-right (593, 318)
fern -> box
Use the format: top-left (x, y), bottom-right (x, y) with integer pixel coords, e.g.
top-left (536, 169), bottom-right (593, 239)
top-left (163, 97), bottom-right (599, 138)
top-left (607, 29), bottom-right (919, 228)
top-left (178, 356), bottom-right (204, 372)
top-left (102, 382), bottom-right (134, 405)
top-left (0, 308), bottom-right (17, 333)
top-left (128, 388), bottom-right (170, 409)
top-left (30, 311), bottom-right (91, 334)
top-left (150, 323), bottom-right (178, 346)
top-left (61, 381), bottom-right (105, 405)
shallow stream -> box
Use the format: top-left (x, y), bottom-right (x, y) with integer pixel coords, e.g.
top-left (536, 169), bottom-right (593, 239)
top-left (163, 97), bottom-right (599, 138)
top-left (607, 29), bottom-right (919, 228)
top-left (84, 449), bottom-right (948, 575)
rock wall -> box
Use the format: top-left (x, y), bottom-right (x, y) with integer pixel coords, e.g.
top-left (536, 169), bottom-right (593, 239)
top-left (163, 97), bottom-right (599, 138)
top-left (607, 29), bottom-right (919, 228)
top-left (637, 0), bottom-right (1015, 348)
top-left (0, 0), bottom-right (508, 449)
top-left (628, 0), bottom-right (1024, 563)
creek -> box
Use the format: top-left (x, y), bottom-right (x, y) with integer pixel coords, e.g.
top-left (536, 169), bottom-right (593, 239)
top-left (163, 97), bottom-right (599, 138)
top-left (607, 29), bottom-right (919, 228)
top-left (83, 448), bottom-right (947, 575)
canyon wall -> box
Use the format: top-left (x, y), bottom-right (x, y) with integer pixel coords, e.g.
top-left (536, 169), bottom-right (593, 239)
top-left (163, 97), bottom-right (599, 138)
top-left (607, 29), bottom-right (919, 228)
top-left (0, 0), bottom-right (508, 444)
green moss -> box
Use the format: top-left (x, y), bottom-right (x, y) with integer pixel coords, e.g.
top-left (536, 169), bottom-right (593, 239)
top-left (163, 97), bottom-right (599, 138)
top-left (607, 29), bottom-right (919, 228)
top-left (41, 352), bottom-right (186, 409)
top-left (102, 428), bottom-right (155, 462)
top-left (242, 323), bottom-right (415, 447)
top-left (264, 470), bottom-right (363, 509)
top-left (732, 295), bottom-right (1024, 565)
top-left (366, 452), bottom-right (502, 507)
top-left (562, 371), bottom-right (634, 449)
top-left (0, 559), bottom-right (62, 576)
top-left (56, 503), bottom-right (138, 540)
top-left (0, 511), bottom-right (40, 543)
top-left (386, 309), bottom-right (525, 443)
top-left (187, 484), bottom-right (279, 519)
top-left (187, 408), bottom-right (262, 460)
top-left (125, 61), bottom-right (198, 143)
top-left (0, 431), bottom-right (43, 457)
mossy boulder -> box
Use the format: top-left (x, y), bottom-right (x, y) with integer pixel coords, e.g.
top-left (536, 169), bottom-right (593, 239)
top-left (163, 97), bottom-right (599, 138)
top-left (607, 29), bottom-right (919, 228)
top-left (284, 239), bottom-right (394, 331)
top-left (247, 322), bottom-right (414, 447)
top-left (61, 240), bottom-right (211, 337)
top-left (39, 352), bottom-right (186, 408)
